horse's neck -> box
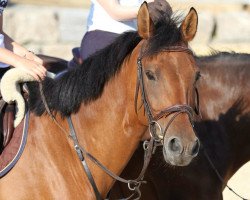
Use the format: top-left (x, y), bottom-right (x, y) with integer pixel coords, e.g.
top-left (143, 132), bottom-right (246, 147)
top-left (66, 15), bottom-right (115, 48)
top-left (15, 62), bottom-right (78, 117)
top-left (200, 63), bottom-right (250, 129)
top-left (199, 57), bottom-right (250, 120)
top-left (199, 65), bottom-right (250, 180)
top-left (71, 51), bottom-right (147, 197)
top-left (199, 73), bottom-right (237, 120)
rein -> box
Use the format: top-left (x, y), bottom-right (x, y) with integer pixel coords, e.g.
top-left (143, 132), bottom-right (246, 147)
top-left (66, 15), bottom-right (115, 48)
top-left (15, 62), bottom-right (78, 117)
top-left (203, 145), bottom-right (249, 200)
top-left (38, 42), bottom-right (197, 200)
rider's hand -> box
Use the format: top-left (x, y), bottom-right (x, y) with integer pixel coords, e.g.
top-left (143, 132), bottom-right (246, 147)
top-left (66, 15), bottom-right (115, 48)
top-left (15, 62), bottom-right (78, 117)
top-left (14, 57), bottom-right (47, 81)
top-left (24, 51), bottom-right (44, 65)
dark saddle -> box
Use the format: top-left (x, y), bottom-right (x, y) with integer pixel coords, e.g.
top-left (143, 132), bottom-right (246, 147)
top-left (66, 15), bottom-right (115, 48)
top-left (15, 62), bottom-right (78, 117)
top-left (0, 102), bottom-right (28, 177)
top-left (0, 98), bottom-right (14, 153)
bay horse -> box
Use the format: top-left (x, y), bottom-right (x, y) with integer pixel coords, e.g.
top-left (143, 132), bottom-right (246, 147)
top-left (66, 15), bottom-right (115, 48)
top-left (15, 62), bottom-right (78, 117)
top-left (0, 3), bottom-right (200, 200)
top-left (110, 52), bottom-right (250, 200)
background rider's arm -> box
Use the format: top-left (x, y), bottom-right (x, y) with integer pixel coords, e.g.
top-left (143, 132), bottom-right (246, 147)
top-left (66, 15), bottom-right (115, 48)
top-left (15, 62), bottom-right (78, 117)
top-left (97, 0), bottom-right (154, 21)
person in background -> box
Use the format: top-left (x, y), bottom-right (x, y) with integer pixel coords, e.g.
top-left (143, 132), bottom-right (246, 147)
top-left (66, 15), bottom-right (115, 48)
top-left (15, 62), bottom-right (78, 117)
top-left (0, 0), bottom-right (46, 80)
top-left (80, 0), bottom-right (154, 60)
top-left (69, 0), bottom-right (174, 68)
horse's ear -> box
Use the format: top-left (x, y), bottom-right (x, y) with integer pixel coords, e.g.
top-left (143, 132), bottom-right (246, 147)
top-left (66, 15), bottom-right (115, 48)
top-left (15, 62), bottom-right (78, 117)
top-left (180, 7), bottom-right (198, 42)
top-left (137, 2), bottom-right (154, 39)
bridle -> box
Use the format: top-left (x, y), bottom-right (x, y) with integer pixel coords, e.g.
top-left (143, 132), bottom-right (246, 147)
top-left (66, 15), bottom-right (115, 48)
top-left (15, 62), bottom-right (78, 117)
top-left (135, 43), bottom-right (197, 143)
top-left (39, 42), bottom-right (199, 200)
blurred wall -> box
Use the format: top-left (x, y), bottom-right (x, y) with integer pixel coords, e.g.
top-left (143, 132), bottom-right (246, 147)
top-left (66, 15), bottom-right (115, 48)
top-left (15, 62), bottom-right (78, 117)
top-left (4, 1), bottom-right (90, 60)
top-left (173, 0), bottom-right (250, 55)
top-left (10, 0), bottom-right (90, 7)
top-left (3, 0), bottom-right (250, 59)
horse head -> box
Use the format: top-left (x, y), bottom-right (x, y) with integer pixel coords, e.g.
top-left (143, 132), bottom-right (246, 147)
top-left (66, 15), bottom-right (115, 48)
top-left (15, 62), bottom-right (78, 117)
top-left (134, 3), bottom-right (200, 166)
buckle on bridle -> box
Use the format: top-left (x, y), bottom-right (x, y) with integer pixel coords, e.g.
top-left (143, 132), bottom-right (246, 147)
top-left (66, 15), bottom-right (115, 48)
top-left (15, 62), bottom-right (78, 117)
top-left (149, 121), bottom-right (163, 142)
top-left (128, 180), bottom-right (143, 191)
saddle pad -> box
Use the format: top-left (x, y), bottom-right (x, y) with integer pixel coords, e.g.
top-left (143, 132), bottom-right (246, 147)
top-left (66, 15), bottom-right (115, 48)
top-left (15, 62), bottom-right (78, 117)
top-left (0, 111), bottom-right (29, 178)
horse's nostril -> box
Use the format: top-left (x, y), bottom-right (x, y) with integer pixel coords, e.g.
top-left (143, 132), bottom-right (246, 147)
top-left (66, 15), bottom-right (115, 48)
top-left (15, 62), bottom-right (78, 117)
top-left (168, 137), bottom-right (183, 154)
top-left (191, 139), bottom-right (200, 156)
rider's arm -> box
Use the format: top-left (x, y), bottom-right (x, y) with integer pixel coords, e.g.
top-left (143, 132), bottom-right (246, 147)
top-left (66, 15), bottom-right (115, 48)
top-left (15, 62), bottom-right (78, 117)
top-left (96, 0), bottom-right (154, 21)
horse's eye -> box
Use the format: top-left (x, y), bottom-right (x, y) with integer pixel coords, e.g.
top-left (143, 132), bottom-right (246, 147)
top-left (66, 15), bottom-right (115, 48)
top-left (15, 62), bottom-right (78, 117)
top-left (146, 71), bottom-right (156, 81)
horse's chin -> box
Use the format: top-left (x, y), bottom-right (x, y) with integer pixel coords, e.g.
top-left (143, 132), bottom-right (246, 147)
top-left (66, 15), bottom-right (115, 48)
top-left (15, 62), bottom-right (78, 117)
top-left (163, 147), bottom-right (193, 167)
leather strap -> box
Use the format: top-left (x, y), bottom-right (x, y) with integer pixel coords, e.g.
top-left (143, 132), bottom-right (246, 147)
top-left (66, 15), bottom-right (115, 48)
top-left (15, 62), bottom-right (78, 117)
top-left (67, 116), bottom-right (153, 200)
top-left (3, 104), bottom-right (15, 147)
top-left (82, 158), bottom-right (102, 200)
top-left (67, 117), bottom-right (102, 200)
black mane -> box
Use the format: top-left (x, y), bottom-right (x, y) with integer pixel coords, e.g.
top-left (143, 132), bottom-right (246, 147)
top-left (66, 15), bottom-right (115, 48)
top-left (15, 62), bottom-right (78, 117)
top-left (146, 14), bottom-right (183, 56)
top-left (28, 31), bottom-right (140, 116)
top-left (28, 14), bottom-right (185, 116)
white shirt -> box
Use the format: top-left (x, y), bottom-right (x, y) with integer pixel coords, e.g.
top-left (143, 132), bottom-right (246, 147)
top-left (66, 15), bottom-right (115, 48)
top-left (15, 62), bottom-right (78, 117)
top-left (87, 0), bottom-right (143, 34)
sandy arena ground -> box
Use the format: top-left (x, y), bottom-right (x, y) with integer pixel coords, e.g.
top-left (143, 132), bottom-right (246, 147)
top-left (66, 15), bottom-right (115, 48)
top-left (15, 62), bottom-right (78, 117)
top-left (223, 162), bottom-right (250, 200)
